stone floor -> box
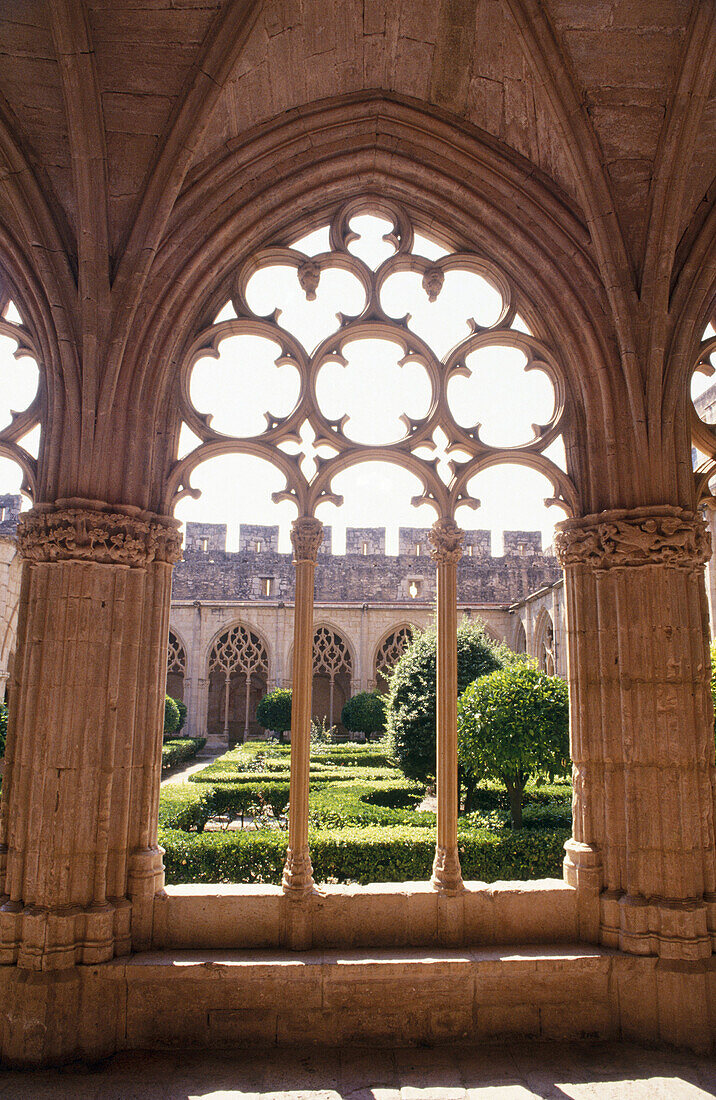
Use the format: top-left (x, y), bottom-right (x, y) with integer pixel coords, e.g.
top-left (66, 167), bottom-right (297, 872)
top-left (2, 1042), bottom-right (716, 1098)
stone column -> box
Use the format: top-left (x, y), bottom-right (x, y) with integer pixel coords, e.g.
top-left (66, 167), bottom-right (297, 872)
top-left (282, 516), bottom-right (323, 896)
top-left (429, 517), bottom-right (464, 893)
top-left (524, 601), bottom-right (535, 659)
top-left (557, 506), bottom-right (716, 957)
top-left (0, 501), bottom-right (181, 968)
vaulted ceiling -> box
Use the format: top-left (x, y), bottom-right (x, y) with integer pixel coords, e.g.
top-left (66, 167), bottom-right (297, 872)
top-left (0, 0), bottom-right (714, 323)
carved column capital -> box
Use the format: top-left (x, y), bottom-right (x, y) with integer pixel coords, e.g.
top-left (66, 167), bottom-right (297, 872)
top-left (554, 506), bottom-right (710, 571)
top-left (428, 518), bottom-right (464, 566)
top-left (290, 516), bottom-right (323, 563)
top-left (17, 500), bottom-right (182, 567)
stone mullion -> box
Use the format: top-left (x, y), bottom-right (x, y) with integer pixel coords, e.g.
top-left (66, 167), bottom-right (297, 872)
top-left (429, 518), bottom-right (464, 895)
top-left (558, 506), bottom-right (716, 959)
top-left (283, 516), bottom-right (322, 898)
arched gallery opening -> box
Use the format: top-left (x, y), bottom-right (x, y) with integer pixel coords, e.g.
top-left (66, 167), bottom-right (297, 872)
top-left (207, 624), bottom-right (269, 743)
top-left (0, 4), bottom-right (714, 1066)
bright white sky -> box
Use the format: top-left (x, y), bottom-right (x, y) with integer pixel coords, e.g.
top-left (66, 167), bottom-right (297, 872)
top-left (5, 217), bottom-right (708, 556)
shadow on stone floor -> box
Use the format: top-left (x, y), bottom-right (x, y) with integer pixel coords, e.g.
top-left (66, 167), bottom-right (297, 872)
top-left (1, 1042), bottom-right (716, 1099)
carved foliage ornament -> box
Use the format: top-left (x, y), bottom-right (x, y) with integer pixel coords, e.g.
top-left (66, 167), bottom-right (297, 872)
top-left (17, 506), bottom-right (183, 566)
top-left (554, 507), bottom-right (710, 570)
top-left (428, 518), bottom-right (465, 566)
top-left (290, 516), bottom-right (323, 563)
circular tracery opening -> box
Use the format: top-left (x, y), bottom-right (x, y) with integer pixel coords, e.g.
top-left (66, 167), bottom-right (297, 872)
top-left (0, 295), bottom-right (43, 503)
top-left (169, 198), bottom-right (575, 526)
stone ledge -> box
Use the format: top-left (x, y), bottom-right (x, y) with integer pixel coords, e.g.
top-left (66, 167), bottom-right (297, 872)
top-left (3, 944), bottom-right (716, 1065)
top-left (117, 944), bottom-right (619, 1049)
top-left (152, 879), bottom-right (578, 950)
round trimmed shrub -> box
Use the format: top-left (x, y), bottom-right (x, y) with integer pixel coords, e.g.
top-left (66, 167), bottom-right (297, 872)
top-left (341, 691), bottom-right (386, 740)
top-left (256, 688), bottom-right (292, 743)
top-left (386, 619), bottom-right (502, 784)
top-left (457, 664), bottom-right (570, 828)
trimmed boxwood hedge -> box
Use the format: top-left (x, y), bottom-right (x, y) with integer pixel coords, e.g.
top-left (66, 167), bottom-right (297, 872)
top-left (161, 737), bottom-right (207, 772)
top-left (160, 823), bottom-right (570, 885)
top-left (309, 779), bottom-right (431, 828)
top-left (161, 780), bottom-right (290, 830)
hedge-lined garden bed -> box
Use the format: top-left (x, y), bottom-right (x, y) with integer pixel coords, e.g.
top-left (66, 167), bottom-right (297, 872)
top-left (158, 740), bottom-right (571, 885)
top-left (161, 737), bottom-right (206, 772)
top-left (161, 823), bottom-right (570, 885)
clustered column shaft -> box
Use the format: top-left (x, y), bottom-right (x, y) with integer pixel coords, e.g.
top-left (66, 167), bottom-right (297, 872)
top-left (282, 515), bottom-right (323, 896)
top-left (557, 506), bottom-right (716, 958)
top-left (429, 517), bottom-right (465, 894)
top-left (0, 501), bottom-right (181, 968)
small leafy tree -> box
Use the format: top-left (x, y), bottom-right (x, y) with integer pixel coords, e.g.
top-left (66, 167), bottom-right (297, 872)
top-left (710, 639), bottom-right (716, 734)
top-left (457, 664), bottom-right (570, 828)
top-left (0, 701), bottom-right (7, 758)
top-left (176, 699), bottom-right (188, 732)
top-left (256, 688), bottom-right (292, 743)
top-left (341, 691), bottom-right (386, 740)
top-left (164, 695), bottom-right (180, 740)
top-left (386, 619), bottom-right (503, 784)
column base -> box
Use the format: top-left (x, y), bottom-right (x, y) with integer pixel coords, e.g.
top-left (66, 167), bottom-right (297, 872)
top-left (431, 845), bottom-right (464, 894)
top-left (128, 846), bottom-right (165, 950)
top-left (0, 895), bottom-right (131, 970)
top-left (282, 845), bottom-right (316, 897)
top-left (563, 838), bottom-right (602, 942)
top-left (600, 891), bottom-right (713, 960)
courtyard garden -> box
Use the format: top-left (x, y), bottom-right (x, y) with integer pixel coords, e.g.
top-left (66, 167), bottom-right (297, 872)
top-left (159, 739), bottom-right (571, 884)
top-left (159, 620), bottom-right (573, 886)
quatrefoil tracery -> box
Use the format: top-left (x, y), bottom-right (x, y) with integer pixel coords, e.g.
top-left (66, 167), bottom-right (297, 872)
top-left (692, 328), bottom-right (716, 502)
top-left (0, 295), bottom-right (43, 500)
top-left (169, 199), bottom-right (577, 520)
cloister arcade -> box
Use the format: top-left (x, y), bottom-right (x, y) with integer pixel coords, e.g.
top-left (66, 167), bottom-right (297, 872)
top-left (0, 0), bottom-right (714, 1063)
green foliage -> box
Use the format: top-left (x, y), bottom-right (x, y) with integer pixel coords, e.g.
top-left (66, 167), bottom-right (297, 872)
top-left (386, 619), bottom-right (503, 783)
top-left (256, 689), bottom-right (292, 740)
top-left (309, 779), bottom-right (430, 828)
top-left (710, 639), bottom-right (716, 734)
top-left (341, 691), bottom-right (386, 738)
top-left (160, 779), bottom-right (290, 832)
top-left (0, 701), bottom-right (7, 758)
top-left (164, 695), bottom-right (180, 739)
top-left (176, 699), bottom-right (188, 732)
top-left (160, 823), bottom-right (569, 885)
top-left (310, 716), bottom-right (335, 744)
top-left (161, 737), bottom-right (206, 772)
top-left (158, 739), bottom-right (572, 886)
top-left (458, 665), bottom-right (570, 828)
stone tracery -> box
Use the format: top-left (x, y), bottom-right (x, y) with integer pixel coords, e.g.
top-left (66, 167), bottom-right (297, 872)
top-left (208, 624), bottom-right (269, 742)
top-left (167, 199), bottom-right (578, 523)
top-left (375, 625), bottom-right (414, 691)
top-left (312, 625), bottom-right (353, 730)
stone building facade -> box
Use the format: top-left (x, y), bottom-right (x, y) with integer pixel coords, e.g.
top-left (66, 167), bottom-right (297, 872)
top-left (0, 505), bottom-right (566, 743)
top-left (169, 521), bottom-right (563, 745)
